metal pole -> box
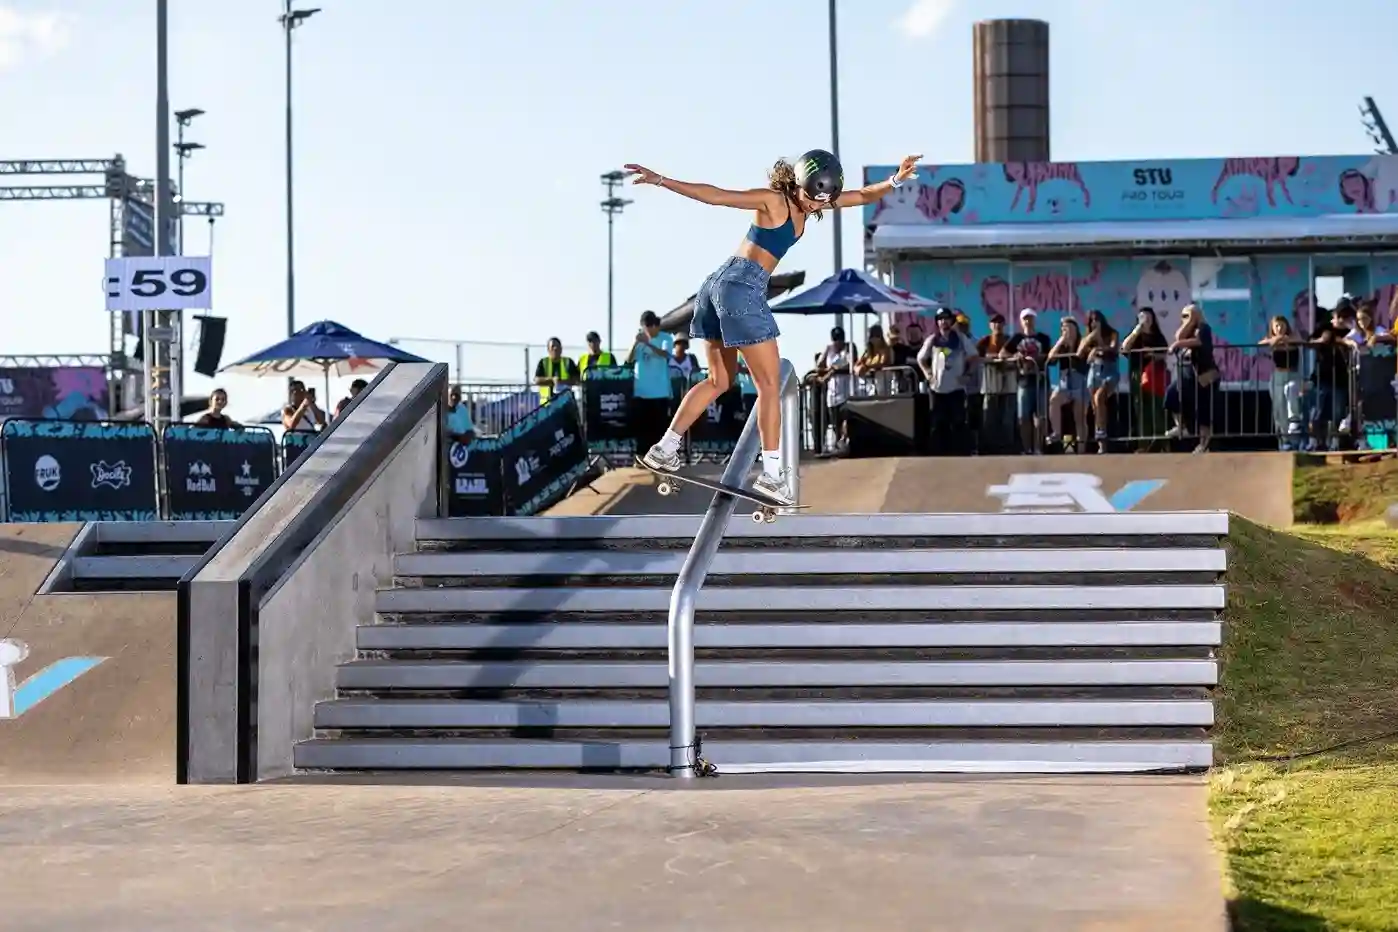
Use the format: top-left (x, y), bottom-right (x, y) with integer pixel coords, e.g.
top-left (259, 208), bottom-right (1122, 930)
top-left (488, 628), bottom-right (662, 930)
top-left (284, 1), bottom-right (296, 340)
top-left (153, 0), bottom-right (173, 428)
top-left (828, 0), bottom-right (845, 336)
top-left (667, 359), bottom-right (799, 778)
top-left (606, 210), bottom-right (615, 356)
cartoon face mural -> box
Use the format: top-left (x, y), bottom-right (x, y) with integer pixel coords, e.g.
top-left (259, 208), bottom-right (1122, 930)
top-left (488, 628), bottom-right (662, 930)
top-left (1136, 261), bottom-right (1191, 334)
top-left (870, 176), bottom-right (931, 225)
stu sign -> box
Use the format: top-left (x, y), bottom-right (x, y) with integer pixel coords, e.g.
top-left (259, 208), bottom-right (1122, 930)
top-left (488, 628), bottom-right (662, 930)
top-left (986, 473), bottom-right (1166, 513)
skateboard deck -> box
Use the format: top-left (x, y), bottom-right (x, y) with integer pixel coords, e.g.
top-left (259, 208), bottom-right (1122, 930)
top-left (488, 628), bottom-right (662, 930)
top-left (635, 459), bottom-right (808, 524)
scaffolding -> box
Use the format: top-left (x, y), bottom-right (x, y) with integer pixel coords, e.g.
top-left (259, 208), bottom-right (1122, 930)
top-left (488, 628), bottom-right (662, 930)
top-left (0, 155), bottom-right (225, 431)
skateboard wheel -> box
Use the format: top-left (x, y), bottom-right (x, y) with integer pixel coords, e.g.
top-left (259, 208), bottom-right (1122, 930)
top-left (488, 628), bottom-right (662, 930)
top-left (658, 481), bottom-right (674, 496)
top-left (751, 510), bottom-right (766, 524)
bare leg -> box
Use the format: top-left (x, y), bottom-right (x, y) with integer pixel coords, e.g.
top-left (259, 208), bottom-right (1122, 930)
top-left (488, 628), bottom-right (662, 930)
top-left (1048, 392), bottom-right (1064, 438)
top-left (739, 339), bottom-right (783, 455)
top-left (640, 341), bottom-right (736, 472)
top-left (666, 341), bottom-right (737, 437)
top-left (1072, 399), bottom-right (1088, 445)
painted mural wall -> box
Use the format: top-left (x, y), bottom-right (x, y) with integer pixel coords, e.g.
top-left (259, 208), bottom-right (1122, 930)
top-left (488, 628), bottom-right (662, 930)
top-left (861, 154), bottom-right (1398, 227)
top-left (886, 255), bottom-right (1398, 383)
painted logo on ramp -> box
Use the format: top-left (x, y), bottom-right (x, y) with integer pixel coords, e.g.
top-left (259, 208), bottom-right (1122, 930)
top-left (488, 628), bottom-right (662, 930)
top-left (986, 473), bottom-right (1167, 513)
top-left (0, 639), bottom-right (107, 719)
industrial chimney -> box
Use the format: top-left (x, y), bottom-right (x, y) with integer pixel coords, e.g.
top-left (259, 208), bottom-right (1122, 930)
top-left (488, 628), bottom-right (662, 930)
top-left (973, 18), bottom-right (1050, 163)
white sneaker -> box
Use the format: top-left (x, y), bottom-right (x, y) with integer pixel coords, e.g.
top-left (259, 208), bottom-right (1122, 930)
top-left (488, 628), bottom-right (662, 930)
top-left (641, 444), bottom-right (682, 473)
top-left (752, 469), bottom-right (795, 506)
top-left (1164, 426), bottom-right (1184, 439)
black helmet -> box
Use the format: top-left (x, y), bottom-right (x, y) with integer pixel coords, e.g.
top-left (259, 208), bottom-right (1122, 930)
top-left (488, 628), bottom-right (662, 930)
top-left (794, 149), bottom-right (843, 203)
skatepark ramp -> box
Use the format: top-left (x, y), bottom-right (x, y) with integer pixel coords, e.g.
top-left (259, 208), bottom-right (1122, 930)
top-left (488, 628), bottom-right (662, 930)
top-left (178, 358), bottom-right (1229, 782)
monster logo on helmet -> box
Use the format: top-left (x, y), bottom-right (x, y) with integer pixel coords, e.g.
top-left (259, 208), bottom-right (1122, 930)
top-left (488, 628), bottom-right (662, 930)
top-left (794, 149), bottom-right (843, 203)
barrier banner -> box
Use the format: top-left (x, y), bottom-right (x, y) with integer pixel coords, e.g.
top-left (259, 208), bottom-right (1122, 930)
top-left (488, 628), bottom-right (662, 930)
top-left (281, 429), bottom-right (315, 467)
top-left (582, 366), bottom-right (634, 455)
top-left (1357, 352), bottom-right (1397, 447)
top-left (0, 367), bottom-right (109, 421)
top-left (163, 425), bottom-right (277, 520)
top-left (1, 420), bottom-right (158, 522)
top-left (688, 382), bottom-right (745, 458)
top-left (501, 392), bottom-right (588, 516)
top-left (446, 437), bottom-right (505, 517)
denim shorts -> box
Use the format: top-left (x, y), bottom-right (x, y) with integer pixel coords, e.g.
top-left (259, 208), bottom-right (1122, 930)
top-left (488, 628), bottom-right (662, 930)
top-left (1055, 370), bottom-right (1088, 403)
top-left (1087, 358), bottom-right (1120, 392)
top-left (1016, 383), bottom-right (1042, 420)
top-left (690, 257), bottom-right (781, 348)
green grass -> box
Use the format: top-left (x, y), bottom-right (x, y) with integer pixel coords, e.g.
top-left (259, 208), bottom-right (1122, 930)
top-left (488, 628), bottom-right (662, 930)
top-left (1212, 520), bottom-right (1398, 931)
top-left (1292, 458), bottom-right (1398, 524)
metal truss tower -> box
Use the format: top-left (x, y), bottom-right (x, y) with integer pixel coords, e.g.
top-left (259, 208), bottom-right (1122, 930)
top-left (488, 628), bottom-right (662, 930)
top-left (1360, 97), bottom-right (1398, 155)
top-left (0, 155), bottom-right (225, 426)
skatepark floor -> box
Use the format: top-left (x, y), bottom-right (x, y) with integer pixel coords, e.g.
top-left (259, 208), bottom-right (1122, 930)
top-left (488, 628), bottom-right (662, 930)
top-left (0, 775), bottom-right (1224, 932)
top-left (0, 463), bottom-right (1229, 931)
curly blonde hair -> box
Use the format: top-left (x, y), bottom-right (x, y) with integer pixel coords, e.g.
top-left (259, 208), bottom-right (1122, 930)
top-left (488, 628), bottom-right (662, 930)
top-left (769, 159), bottom-right (825, 221)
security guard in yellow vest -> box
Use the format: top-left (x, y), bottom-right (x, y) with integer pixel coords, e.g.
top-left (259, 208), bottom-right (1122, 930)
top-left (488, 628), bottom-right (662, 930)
top-left (534, 336), bottom-right (579, 402)
top-left (578, 330), bottom-right (617, 376)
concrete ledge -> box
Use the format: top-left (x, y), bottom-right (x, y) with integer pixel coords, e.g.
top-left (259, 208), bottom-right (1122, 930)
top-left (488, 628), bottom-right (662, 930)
top-left (177, 361), bottom-right (448, 784)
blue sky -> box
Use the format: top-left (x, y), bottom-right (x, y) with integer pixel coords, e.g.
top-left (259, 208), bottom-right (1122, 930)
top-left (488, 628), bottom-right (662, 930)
top-left (1, 0), bottom-right (1395, 419)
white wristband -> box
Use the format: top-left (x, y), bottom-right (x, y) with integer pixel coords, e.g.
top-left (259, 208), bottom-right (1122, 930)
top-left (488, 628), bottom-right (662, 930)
top-left (888, 175), bottom-right (903, 188)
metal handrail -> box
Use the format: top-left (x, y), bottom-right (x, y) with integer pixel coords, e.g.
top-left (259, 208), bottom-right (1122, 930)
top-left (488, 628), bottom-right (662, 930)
top-left (667, 358), bottom-right (799, 778)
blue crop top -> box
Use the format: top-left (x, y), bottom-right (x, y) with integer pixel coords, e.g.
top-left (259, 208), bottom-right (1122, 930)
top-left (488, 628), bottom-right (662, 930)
top-left (745, 201), bottom-right (801, 260)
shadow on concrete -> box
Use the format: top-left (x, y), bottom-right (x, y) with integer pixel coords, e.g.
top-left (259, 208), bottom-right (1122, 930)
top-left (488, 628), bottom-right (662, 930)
top-left (0, 535), bottom-right (70, 560)
top-left (1226, 897), bottom-right (1327, 932)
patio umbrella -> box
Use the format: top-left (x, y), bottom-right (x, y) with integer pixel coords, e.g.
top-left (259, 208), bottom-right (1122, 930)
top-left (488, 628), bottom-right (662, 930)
top-left (769, 268), bottom-right (938, 315)
top-left (221, 319), bottom-right (429, 401)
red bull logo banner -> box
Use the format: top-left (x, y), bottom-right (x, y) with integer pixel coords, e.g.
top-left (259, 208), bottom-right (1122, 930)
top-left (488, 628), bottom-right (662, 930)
top-left (861, 155), bottom-right (1398, 228)
top-left (0, 367), bottom-right (110, 421)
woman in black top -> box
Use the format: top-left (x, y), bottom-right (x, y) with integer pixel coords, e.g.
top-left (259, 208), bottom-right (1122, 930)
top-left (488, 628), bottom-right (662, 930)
top-left (1164, 304), bottom-right (1219, 453)
top-left (1121, 307), bottom-right (1170, 448)
top-left (1079, 310), bottom-right (1121, 452)
top-left (1258, 316), bottom-right (1303, 448)
top-left (1046, 317), bottom-right (1090, 451)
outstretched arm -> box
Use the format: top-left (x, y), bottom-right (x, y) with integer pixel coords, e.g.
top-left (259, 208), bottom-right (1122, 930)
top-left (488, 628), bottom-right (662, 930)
top-left (625, 164), bottom-right (779, 210)
top-left (834, 154), bottom-right (923, 208)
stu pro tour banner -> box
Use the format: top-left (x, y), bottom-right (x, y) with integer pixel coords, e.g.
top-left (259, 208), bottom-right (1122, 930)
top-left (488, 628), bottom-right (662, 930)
top-left (0, 367), bottom-right (109, 421)
top-left (446, 393), bottom-right (588, 518)
top-left (162, 425), bottom-right (278, 521)
top-left (862, 154), bottom-right (1398, 228)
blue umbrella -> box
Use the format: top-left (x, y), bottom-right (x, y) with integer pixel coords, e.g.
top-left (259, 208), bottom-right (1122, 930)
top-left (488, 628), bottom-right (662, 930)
top-left (769, 268), bottom-right (938, 315)
top-left (222, 320), bottom-right (428, 381)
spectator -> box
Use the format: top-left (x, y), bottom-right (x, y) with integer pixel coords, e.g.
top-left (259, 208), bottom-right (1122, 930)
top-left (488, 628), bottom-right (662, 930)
top-left (955, 312), bottom-right (982, 451)
top-left (578, 331), bottom-right (617, 377)
top-left (1080, 309), bottom-right (1120, 453)
top-left (627, 311), bottom-right (673, 455)
top-left (1344, 303), bottom-right (1395, 448)
top-left (534, 337), bottom-right (578, 403)
top-left (445, 385), bottom-right (476, 445)
top-left (1003, 309), bottom-right (1051, 454)
top-left (976, 313), bottom-right (1016, 453)
top-left (282, 380), bottom-right (325, 432)
top-left (193, 387), bottom-right (241, 429)
top-left (669, 337), bottom-right (699, 378)
top-left (918, 308), bottom-right (969, 455)
top-left (887, 324), bottom-right (915, 369)
top-left (854, 324), bottom-right (893, 391)
top-left (1309, 304), bottom-right (1354, 451)
top-left (1047, 317), bottom-right (1090, 452)
top-left (815, 325), bottom-right (854, 452)
top-left (904, 321), bottom-right (927, 387)
top-left (1165, 303), bottom-right (1219, 453)
top-left (1259, 316), bottom-right (1304, 450)
top-left (1121, 307), bottom-right (1170, 448)
top-left (334, 378), bottom-right (368, 419)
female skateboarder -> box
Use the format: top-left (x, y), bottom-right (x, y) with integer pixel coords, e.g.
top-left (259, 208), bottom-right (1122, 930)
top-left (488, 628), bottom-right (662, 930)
top-left (624, 150), bottom-right (922, 504)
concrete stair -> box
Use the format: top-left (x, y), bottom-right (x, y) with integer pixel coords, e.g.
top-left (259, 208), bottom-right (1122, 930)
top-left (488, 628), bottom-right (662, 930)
top-left (42, 520), bottom-right (234, 592)
top-left (294, 512), bottom-right (1228, 774)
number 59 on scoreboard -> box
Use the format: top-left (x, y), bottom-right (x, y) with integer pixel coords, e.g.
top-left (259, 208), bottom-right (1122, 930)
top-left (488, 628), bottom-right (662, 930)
top-left (104, 255), bottom-right (213, 312)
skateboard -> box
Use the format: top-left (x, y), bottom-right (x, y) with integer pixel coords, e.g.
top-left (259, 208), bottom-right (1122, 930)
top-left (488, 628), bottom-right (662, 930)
top-left (635, 459), bottom-right (809, 523)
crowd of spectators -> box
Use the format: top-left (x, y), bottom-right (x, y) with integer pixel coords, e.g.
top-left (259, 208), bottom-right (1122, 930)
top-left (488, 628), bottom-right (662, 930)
top-left (807, 294), bottom-right (1398, 456)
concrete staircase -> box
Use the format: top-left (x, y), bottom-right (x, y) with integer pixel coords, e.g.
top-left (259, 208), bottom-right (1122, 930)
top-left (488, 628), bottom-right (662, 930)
top-left (41, 520), bottom-right (234, 593)
top-left (294, 511), bottom-right (1228, 774)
